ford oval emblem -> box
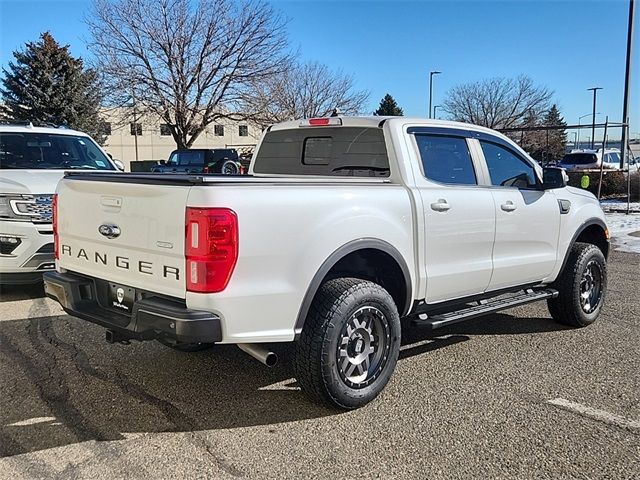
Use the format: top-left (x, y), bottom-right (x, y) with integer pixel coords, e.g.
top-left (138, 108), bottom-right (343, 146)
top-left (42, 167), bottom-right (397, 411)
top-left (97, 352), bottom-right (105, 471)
top-left (98, 223), bottom-right (121, 239)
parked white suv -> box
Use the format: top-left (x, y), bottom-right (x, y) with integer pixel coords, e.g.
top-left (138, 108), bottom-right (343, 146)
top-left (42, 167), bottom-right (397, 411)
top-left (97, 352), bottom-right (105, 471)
top-left (560, 148), bottom-right (622, 171)
top-left (0, 122), bottom-right (121, 284)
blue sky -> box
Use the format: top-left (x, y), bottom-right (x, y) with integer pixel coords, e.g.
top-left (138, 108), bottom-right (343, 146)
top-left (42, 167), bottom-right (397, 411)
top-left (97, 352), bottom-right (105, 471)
top-left (0, 0), bottom-right (638, 139)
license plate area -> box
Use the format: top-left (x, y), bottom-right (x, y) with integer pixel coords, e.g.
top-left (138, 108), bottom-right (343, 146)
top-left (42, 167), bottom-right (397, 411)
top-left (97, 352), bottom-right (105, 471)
top-left (108, 283), bottom-right (136, 313)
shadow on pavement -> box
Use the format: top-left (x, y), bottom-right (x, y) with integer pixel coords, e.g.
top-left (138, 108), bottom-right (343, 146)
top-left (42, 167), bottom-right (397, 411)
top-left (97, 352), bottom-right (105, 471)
top-left (0, 309), bottom-right (564, 458)
top-left (0, 283), bottom-right (46, 303)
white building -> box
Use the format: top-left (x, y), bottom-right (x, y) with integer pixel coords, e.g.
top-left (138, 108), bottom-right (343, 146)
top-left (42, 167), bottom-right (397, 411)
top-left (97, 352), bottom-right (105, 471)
top-left (101, 108), bottom-right (263, 170)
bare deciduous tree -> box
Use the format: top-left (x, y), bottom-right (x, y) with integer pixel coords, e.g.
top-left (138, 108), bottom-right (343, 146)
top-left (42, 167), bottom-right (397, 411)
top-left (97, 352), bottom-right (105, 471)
top-left (242, 60), bottom-right (369, 127)
top-left (87, 0), bottom-right (289, 149)
top-left (442, 76), bottom-right (553, 129)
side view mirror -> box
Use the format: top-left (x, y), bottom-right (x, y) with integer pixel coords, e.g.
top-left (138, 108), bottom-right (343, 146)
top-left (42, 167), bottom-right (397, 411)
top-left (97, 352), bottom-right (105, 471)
top-left (542, 167), bottom-right (568, 190)
top-left (113, 159), bottom-right (125, 171)
top-left (158, 159), bottom-right (166, 165)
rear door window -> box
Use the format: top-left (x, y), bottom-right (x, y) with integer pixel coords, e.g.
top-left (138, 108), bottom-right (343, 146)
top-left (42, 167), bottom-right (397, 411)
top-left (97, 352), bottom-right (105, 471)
top-left (414, 134), bottom-right (477, 185)
top-left (169, 151), bottom-right (204, 166)
top-left (253, 127), bottom-right (389, 177)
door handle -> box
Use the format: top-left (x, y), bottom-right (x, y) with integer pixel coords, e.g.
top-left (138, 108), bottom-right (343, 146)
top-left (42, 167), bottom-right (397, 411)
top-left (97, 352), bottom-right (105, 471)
top-left (430, 199), bottom-right (450, 212)
top-left (501, 201), bottom-right (517, 212)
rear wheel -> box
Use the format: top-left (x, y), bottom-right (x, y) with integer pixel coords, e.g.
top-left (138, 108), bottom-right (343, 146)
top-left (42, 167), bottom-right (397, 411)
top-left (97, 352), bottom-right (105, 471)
top-left (294, 278), bottom-right (401, 409)
top-left (547, 242), bottom-right (607, 327)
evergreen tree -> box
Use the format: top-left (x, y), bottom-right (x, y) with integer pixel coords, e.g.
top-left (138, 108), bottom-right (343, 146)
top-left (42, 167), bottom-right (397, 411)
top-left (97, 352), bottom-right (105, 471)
top-left (519, 109), bottom-right (544, 158)
top-left (1, 32), bottom-right (107, 143)
top-left (520, 105), bottom-right (567, 164)
top-left (543, 104), bottom-right (567, 161)
top-left (373, 94), bottom-right (404, 116)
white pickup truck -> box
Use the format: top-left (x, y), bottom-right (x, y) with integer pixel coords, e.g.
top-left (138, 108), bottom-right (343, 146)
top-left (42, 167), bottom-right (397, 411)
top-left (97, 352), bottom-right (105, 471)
top-left (44, 116), bottom-right (609, 409)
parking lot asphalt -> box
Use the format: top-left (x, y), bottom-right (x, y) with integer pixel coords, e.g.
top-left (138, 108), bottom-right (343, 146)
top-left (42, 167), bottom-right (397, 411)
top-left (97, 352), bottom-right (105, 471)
top-left (0, 251), bottom-right (638, 479)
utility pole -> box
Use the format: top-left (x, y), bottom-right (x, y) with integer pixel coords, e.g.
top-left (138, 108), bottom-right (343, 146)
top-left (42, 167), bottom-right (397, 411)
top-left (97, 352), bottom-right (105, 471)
top-left (587, 87), bottom-right (603, 149)
top-left (620, 0), bottom-right (635, 169)
top-left (429, 71), bottom-right (441, 119)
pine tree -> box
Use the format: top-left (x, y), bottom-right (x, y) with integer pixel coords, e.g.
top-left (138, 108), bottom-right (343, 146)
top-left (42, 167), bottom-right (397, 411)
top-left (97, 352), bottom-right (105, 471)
top-left (373, 94), bottom-right (404, 116)
top-left (1, 32), bottom-right (107, 143)
top-left (528, 104), bottom-right (567, 163)
top-left (543, 104), bottom-right (567, 161)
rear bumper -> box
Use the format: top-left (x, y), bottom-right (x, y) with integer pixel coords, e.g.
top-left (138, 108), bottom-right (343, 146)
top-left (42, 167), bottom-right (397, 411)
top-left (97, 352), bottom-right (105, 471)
top-left (43, 271), bottom-right (222, 343)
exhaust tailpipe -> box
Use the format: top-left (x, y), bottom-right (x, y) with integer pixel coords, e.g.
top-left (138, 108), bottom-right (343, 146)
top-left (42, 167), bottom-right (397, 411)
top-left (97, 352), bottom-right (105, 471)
top-left (238, 343), bottom-right (278, 367)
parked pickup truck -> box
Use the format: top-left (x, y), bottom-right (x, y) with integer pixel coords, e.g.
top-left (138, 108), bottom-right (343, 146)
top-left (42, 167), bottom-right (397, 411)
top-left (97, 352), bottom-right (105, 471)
top-left (44, 117), bottom-right (609, 409)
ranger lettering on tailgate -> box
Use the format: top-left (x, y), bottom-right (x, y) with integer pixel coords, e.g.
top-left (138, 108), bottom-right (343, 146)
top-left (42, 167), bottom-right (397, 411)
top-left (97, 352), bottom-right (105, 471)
top-left (60, 244), bottom-right (180, 280)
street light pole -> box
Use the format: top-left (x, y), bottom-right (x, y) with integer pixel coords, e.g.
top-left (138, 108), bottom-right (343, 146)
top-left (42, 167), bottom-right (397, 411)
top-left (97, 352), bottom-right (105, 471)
top-left (587, 87), bottom-right (602, 149)
top-left (577, 112), bottom-right (600, 148)
top-left (429, 71), bottom-right (441, 119)
top-left (620, 0), bottom-right (635, 169)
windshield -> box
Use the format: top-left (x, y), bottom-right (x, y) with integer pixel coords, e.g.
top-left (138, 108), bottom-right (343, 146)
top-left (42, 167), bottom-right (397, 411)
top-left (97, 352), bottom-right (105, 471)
top-left (0, 132), bottom-right (115, 170)
top-left (561, 153), bottom-right (598, 165)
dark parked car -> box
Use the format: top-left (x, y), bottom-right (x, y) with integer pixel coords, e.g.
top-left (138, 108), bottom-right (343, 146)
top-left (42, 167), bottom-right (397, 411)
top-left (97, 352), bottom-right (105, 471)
top-left (151, 148), bottom-right (242, 174)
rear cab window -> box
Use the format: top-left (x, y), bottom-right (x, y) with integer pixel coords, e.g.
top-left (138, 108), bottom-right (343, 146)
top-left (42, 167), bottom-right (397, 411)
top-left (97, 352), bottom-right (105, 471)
top-left (252, 127), bottom-right (389, 177)
top-left (561, 153), bottom-right (598, 165)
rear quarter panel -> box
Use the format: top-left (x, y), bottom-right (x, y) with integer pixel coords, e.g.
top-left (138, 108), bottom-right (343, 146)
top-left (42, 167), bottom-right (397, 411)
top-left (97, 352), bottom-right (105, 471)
top-left (186, 183), bottom-right (415, 343)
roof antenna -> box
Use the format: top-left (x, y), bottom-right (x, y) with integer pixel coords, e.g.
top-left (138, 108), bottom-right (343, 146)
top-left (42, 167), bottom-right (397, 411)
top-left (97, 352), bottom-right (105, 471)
top-left (330, 108), bottom-right (341, 117)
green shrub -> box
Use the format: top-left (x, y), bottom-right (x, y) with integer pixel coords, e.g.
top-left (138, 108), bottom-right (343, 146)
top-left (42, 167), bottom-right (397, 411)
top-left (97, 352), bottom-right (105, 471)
top-left (566, 170), bottom-right (631, 198)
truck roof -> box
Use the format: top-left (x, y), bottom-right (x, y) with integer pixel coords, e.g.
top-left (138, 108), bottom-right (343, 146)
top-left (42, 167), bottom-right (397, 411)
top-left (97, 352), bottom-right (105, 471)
top-left (270, 116), bottom-right (516, 143)
top-left (0, 123), bottom-right (90, 137)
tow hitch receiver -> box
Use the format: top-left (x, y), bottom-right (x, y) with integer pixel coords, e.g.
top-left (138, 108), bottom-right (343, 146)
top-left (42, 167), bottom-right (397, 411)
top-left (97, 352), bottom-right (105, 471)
top-left (105, 329), bottom-right (132, 345)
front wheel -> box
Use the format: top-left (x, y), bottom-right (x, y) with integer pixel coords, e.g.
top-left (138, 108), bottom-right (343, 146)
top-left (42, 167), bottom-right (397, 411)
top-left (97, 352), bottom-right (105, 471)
top-left (294, 278), bottom-right (401, 409)
top-left (548, 242), bottom-right (607, 327)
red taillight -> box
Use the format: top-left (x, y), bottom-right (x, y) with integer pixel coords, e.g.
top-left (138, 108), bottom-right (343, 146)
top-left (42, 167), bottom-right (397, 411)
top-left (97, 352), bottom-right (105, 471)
top-left (52, 194), bottom-right (59, 260)
top-left (185, 207), bottom-right (238, 293)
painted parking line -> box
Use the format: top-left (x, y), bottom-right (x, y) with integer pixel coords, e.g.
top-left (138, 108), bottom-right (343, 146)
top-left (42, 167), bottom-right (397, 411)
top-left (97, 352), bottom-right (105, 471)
top-left (547, 398), bottom-right (640, 433)
top-left (5, 417), bottom-right (58, 427)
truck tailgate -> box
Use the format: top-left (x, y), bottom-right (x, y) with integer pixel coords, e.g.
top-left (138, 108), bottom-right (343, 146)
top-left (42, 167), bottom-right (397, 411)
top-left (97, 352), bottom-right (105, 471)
top-left (56, 176), bottom-right (190, 299)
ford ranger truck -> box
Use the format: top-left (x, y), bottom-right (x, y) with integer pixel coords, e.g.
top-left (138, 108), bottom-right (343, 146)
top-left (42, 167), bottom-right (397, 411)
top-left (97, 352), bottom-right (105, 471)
top-left (0, 122), bottom-right (121, 285)
top-left (44, 117), bottom-right (609, 409)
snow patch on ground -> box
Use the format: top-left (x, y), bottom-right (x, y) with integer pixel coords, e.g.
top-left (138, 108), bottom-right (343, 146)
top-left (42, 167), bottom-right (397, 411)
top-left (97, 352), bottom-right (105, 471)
top-left (605, 212), bottom-right (640, 254)
top-left (600, 199), bottom-right (640, 213)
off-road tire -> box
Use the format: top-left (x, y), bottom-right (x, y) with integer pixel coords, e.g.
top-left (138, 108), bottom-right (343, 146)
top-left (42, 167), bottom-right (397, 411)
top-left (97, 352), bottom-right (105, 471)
top-left (294, 277), bottom-right (401, 409)
top-left (547, 242), bottom-right (607, 327)
top-left (157, 338), bottom-right (214, 352)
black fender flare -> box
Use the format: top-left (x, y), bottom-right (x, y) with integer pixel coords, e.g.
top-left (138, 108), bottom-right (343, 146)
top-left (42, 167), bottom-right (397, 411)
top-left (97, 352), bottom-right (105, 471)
top-left (557, 218), bottom-right (609, 276)
top-left (294, 238), bottom-right (413, 336)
